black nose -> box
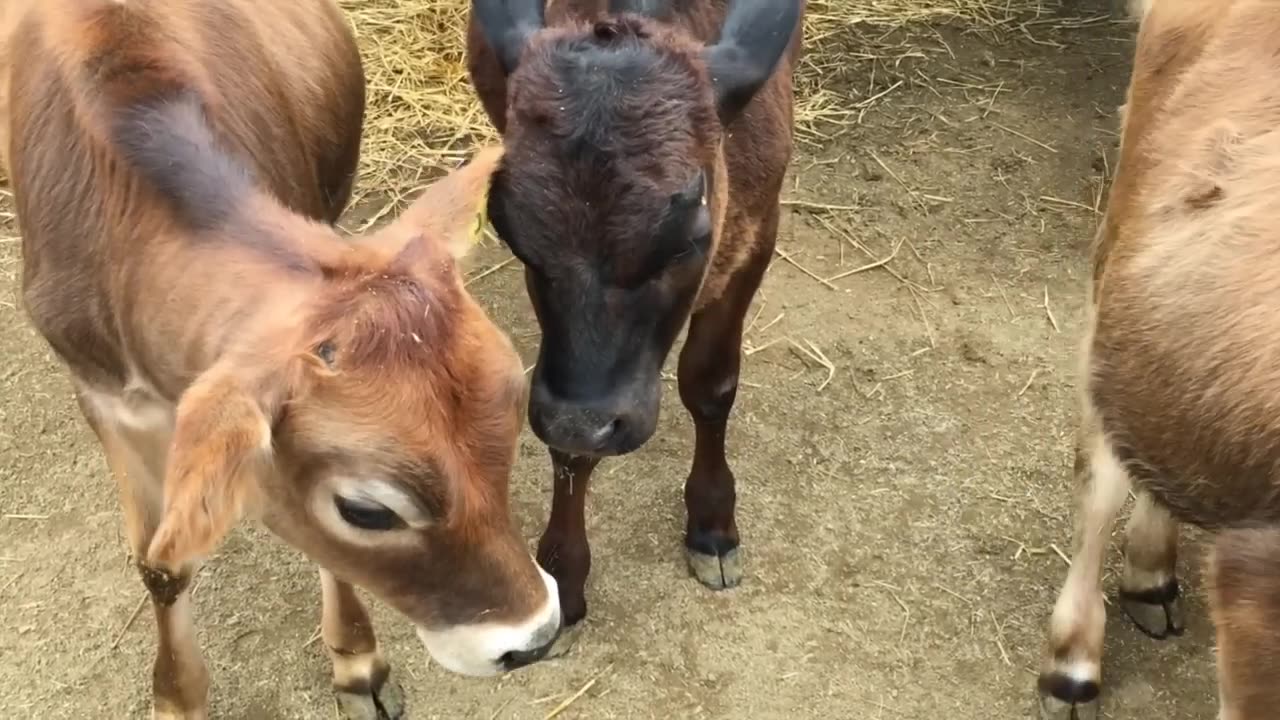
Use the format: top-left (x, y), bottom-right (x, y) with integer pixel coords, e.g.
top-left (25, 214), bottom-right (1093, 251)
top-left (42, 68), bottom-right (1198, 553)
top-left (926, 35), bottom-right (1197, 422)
top-left (544, 409), bottom-right (636, 456)
top-left (499, 631), bottom-right (560, 671)
top-left (528, 392), bottom-right (648, 457)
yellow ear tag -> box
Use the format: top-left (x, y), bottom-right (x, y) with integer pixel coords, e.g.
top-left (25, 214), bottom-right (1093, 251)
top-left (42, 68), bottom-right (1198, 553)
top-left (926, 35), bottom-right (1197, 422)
top-left (468, 177), bottom-right (491, 249)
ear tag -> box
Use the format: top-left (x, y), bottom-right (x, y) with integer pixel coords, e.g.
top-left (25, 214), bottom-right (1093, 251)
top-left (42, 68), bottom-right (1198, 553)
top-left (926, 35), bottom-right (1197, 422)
top-left (467, 172), bottom-right (493, 249)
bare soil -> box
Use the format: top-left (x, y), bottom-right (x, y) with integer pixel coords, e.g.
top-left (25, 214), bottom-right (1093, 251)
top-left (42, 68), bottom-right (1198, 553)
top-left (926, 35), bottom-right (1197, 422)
top-left (0, 6), bottom-right (1221, 719)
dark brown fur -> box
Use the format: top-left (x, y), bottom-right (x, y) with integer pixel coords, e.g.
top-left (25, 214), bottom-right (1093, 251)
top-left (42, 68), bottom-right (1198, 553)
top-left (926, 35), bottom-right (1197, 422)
top-left (467, 0), bottom-right (804, 626)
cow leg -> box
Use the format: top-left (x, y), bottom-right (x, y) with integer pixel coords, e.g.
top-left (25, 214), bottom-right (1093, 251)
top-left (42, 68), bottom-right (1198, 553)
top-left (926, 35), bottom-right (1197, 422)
top-left (1119, 490), bottom-right (1184, 639)
top-left (536, 451), bottom-right (600, 627)
top-left (320, 569), bottom-right (405, 720)
top-left (142, 563), bottom-right (206, 720)
top-left (1038, 428), bottom-right (1132, 720)
top-left (678, 211), bottom-right (776, 590)
top-left (76, 394), bottom-right (210, 719)
top-left (1208, 528), bottom-right (1280, 720)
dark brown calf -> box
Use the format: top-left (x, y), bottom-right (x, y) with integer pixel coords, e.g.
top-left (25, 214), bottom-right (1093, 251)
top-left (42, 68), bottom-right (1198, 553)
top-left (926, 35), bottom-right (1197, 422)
top-left (1208, 527), bottom-right (1280, 720)
top-left (4, 0), bottom-right (559, 717)
top-left (465, 0), bottom-right (804, 626)
top-left (1037, 1), bottom-right (1280, 717)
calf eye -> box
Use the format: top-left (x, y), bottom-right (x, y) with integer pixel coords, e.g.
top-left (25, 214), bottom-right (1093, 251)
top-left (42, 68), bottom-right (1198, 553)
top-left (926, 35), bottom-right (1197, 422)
top-left (315, 341), bottom-right (338, 367)
top-left (334, 496), bottom-right (403, 531)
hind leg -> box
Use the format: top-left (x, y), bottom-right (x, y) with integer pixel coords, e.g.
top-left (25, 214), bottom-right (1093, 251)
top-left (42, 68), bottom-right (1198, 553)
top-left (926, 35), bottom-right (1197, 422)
top-left (1207, 528), bottom-right (1280, 720)
top-left (1038, 430), bottom-right (1132, 720)
top-left (1119, 490), bottom-right (1184, 639)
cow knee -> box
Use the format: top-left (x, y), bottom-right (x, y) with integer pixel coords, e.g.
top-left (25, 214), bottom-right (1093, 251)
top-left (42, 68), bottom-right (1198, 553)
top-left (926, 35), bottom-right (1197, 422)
top-left (681, 373), bottom-right (738, 425)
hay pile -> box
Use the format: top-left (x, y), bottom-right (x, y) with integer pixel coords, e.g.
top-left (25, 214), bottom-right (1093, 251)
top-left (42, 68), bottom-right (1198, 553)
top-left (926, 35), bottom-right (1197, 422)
top-left (340, 0), bottom-right (1080, 217)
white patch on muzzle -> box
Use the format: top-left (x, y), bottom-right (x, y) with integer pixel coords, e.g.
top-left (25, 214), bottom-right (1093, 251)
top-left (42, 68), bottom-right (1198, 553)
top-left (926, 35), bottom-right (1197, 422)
top-left (415, 563), bottom-right (561, 677)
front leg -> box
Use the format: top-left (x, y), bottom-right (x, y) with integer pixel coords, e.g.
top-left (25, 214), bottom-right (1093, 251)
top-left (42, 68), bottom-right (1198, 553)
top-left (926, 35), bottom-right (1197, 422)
top-left (536, 451), bottom-right (600, 627)
top-left (319, 569), bottom-right (404, 720)
top-left (678, 215), bottom-right (776, 590)
top-left (76, 392), bottom-right (210, 720)
top-left (142, 563), bottom-right (209, 720)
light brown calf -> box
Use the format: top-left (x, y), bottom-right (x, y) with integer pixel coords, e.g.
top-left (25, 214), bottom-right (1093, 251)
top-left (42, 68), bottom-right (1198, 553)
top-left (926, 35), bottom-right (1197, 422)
top-left (4, 1), bottom-right (560, 718)
top-left (1038, 1), bottom-right (1280, 718)
top-left (1207, 528), bottom-right (1280, 720)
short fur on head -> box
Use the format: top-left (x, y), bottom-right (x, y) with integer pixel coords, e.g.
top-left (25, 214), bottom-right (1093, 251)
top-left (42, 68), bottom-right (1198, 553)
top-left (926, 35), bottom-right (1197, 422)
top-left (467, 0), bottom-right (801, 456)
top-left (8, 0), bottom-right (561, 692)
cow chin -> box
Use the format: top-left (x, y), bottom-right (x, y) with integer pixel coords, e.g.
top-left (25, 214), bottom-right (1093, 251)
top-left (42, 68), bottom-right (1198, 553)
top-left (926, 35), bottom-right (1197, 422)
top-left (414, 565), bottom-right (562, 677)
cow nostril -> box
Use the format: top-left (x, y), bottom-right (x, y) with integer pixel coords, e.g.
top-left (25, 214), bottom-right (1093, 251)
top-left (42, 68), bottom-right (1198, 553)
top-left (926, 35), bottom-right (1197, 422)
top-left (589, 416), bottom-right (623, 447)
top-left (499, 620), bottom-right (562, 671)
top-left (500, 644), bottom-right (551, 671)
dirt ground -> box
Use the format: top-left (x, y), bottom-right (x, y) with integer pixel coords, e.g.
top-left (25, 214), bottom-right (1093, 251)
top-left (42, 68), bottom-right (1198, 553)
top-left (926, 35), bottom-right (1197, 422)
top-left (0, 4), bottom-right (1223, 719)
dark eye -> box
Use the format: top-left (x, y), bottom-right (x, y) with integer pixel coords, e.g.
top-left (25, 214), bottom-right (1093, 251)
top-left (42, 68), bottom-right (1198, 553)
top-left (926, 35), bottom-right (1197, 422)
top-left (334, 496), bottom-right (403, 531)
top-left (663, 207), bottom-right (711, 270)
top-left (315, 341), bottom-right (337, 367)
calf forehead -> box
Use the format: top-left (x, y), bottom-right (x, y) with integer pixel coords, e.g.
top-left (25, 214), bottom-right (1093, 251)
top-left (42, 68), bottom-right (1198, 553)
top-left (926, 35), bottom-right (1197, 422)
top-left (499, 123), bottom-right (704, 270)
top-left (510, 27), bottom-right (715, 173)
top-left (516, 51), bottom-right (711, 166)
top-left (499, 163), bottom-right (684, 282)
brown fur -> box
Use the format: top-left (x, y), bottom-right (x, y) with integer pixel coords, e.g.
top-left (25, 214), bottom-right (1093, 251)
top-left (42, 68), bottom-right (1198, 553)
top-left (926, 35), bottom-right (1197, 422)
top-left (469, 2), bottom-right (800, 308)
top-left (5, 0), bottom-right (555, 714)
top-left (1039, 1), bottom-right (1280, 715)
top-left (467, 0), bottom-right (804, 625)
top-left (1207, 528), bottom-right (1280, 720)
top-left (1090, 0), bottom-right (1280, 526)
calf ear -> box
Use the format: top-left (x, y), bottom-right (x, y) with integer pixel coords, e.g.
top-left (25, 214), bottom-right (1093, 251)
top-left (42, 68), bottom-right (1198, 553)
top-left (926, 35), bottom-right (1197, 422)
top-left (145, 365), bottom-right (277, 572)
top-left (387, 145), bottom-right (506, 264)
top-left (472, 0), bottom-right (547, 75)
top-left (703, 0), bottom-right (802, 124)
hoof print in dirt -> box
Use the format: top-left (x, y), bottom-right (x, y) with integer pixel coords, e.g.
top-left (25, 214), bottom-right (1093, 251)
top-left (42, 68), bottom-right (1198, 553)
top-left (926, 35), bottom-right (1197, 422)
top-left (1037, 672), bottom-right (1100, 720)
top-left (1119, 580), bottom-right (1185, 639)
top-left (335, 675), bottom-right (405, 720)
top-left (686, 546), bottom-right (743, 590)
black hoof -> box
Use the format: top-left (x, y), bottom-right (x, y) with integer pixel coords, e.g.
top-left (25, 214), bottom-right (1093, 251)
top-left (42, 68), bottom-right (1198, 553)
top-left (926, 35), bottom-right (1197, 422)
top-left (1037, 671), bottom-right (1100, 720)
top-left (1119, 578), bottom-right (1185, 639)
top-left (335, 670), bottom-right (404, 720)
top-left (544, 620), bottom-right (587, 660)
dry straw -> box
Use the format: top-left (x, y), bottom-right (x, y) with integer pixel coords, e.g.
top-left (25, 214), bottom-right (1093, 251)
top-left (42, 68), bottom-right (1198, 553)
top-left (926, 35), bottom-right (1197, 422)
top-left (340, 0), bottom-right (1072, 219)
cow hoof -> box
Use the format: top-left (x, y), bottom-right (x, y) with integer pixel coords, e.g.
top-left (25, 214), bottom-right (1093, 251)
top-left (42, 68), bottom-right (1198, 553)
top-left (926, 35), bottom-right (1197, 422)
top-left (686, 546), bottom-right (742, 590)
top-left (1119, 579), bottom-right (1185, 639)
top-left (544, 620), bottom-right (587, 660)
top-left (153, 708), bottom-right (208, 720)
top-left (335, 674), bottom-right (405, 720)
top-left (1037, 671), bottom-right (1100, 720)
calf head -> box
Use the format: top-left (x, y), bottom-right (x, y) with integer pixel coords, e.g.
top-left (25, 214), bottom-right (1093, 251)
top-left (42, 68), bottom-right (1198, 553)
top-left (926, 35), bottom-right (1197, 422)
top-left (471, 0), bottom-right (800, 457)
top-left (133, 138), bottom-right (559, 676)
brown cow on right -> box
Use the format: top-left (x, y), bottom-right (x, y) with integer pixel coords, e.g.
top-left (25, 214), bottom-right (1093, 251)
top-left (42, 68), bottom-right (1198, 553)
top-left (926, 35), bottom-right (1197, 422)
top-left (1038, 1), bottom-right (1280, 718)
top-left (1207, 527), bottom-right (1280, 720)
